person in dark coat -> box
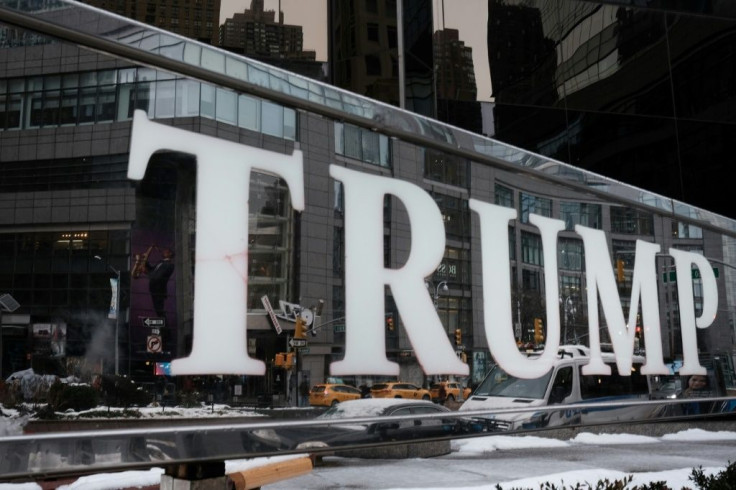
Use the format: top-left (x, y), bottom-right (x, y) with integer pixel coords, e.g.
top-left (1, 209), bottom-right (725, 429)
top-left (146, 247), bottom-right (175, 318)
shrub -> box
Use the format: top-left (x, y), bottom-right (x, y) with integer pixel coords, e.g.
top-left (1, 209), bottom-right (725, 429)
top-left (690, 462), bottom-right (736, 490)
top-left (47, 382), bottom-right (99, 412)
top-left (99, 375), bottom-right (153, 408)
top-left (492, 461), bottom-right (736, 490)
top-left (0, 380), bottom-right (20, 409)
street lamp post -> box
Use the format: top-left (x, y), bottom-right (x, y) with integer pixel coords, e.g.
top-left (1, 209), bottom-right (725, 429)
top-left (95, 256), bottom-right (121, 375)
top-left (427, 280), bottom-right (448, 310)
top-left (561, 295), bottom-right (574, 344)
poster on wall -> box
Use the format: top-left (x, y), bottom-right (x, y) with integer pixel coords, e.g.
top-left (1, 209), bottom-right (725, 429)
top-left (32, 324), bottom-right (67, 358)
top-left (130, 229), bottom-right (178, 367)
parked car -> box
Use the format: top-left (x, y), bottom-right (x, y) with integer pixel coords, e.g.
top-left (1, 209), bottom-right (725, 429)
top-left (248, 398), bottom-right (484, 452)
top-left (309, 383), bottom-right (362, 406)
top-left (649, 376), bottom-right (681, 400)
top-left (429, 381), bottom-right (462, 402)
top-left (371, 382), bottom-right (431, 400)
top-left (300, 399), bottom-right (481, 448)
top-left (463, 386), bottom-right (473, 399)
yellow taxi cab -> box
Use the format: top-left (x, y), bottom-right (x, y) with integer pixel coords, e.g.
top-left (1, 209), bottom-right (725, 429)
top-left (370, 382), bottom-right (431, 400)
top-left (309, 383), bottom-right (362, 407)
top-left (429, 381), bottom-right (462, 402)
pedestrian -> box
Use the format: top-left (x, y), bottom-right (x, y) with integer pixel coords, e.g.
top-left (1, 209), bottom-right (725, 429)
top-left (678, 374), bottom-right (713, 415)
top-left (299, 379), bottom-right (310, 407)
top-left (145, 246), bottom-right (175, 319)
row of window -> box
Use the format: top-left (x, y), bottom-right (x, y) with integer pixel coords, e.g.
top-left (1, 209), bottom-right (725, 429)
top-left (334, 121), bottom-right (391, 167)
top-left (0, 69), bottom-right (297, 140)
top-left (495, 183), bottom-right (665, 236)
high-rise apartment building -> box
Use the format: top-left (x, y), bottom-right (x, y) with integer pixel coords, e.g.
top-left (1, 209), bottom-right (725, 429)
top-left (83, 0), bottom-right (221, 45)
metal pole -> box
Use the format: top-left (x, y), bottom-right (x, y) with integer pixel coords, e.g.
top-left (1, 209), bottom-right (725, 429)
top-left (396, 0), bottom-right (405, 109)
top-left (115, 268), bottom-right (120, 376)
top-left (94, 256), bottom-right (120, 376)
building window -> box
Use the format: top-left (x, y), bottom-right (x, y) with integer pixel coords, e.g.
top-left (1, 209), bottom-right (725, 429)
top-left (509, 226), bottom-right (516, 260)
top-left (560, 274), bottom-right (582, 297)
top-left (522, 269), bottom-right (540, 291)
top-left (521, 231), bottom-right (543, 266)
top-left (247, 172), bottom-right (293, 311)
top-left (610, 207), bottom-right (654, 235)
top-left (519, 192), bottom-right (551, 224)
top-left (611, 239), bottom-right (636, 269)
top-left (558, 238), bottom-right (583, 271)
top-left (431, 193), bottom-right (469, 242)
top-left (672, 221), bottom-right (703, 239)
top-left (333, 226), bottom-right (344, 276)
top-left (495, 184), bottom-right (513, 208)
top-left (560, 202), bottom-right (601, 231)
top-left (423, 148), bottom-right (469, 188)
top-left (333, 181), bottom-right (344, 218)
top-left (334, 121), bottom-right (391, 167)
top-left (365, 54), bottom-right (381, 76)
top-left (367, 23), bottom-right (379, 42)
top-left (0, 69), bottom-right (296, 141)
top-left (432, 247), bottom-right (470, 285)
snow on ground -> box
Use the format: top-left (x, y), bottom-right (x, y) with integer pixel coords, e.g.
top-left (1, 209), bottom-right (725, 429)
top-left (72, 403), bottom-right (265, 419)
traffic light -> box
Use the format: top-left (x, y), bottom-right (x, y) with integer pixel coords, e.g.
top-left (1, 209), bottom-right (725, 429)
top-left (274, 353), bottom-right (285, 367)
top-left (294, 316), bottom-right (306, 339)
top-left (386, 315), bottom-right (394, 331)
top-left (455, 328), bottom-right (462, 345)
top-left (616, 259), bottom-right (625, 282)
top-left (635, 326), bottom-right (642, 338)
top-left (534, 318), bottom-right (544, 344)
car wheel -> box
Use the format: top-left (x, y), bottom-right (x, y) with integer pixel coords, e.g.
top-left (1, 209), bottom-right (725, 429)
top-left (422, 395), bottom-right (430, 400)
top-left (331, 399), bottom-right (339, 406)
top-left (447, 394), bottom-right (455, 402)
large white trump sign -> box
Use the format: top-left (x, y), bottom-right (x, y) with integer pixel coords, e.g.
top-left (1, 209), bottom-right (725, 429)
top-left (128, 112), bottom-right (718, 379)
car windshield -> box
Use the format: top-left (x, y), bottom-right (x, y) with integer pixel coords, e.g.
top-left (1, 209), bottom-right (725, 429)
top-left (311, 385), bottom-right (326, 393)
top-left (474, 365), bottom-right (553, 399)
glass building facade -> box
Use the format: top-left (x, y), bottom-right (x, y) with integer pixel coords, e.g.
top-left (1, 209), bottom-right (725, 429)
top-left (0, 0), bottom-right (735, 408)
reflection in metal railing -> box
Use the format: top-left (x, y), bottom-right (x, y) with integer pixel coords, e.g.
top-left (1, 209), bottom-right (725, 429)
top-left (1, 397), bottom-right (733, 482)
top-left (0, 0), bottom-right (735, 235)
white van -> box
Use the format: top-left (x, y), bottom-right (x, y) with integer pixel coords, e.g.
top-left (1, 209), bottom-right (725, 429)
top-left (459, 345), bottom-right (656, 431)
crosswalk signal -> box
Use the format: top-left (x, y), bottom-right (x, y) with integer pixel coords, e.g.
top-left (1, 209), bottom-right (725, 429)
top-left (455, 328), bottom-right (462, 345)
top-left (294, 316), bottom-right (306, 339)
top-left (534, 318), bottom-right (544, 344)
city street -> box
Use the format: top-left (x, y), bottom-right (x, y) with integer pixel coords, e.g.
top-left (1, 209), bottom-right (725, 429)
top-left (265, 425), bottom-right (736, 489)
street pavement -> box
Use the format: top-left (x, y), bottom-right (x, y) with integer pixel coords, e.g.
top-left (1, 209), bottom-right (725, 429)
top-left (265, 421), bottom-right (736, 489)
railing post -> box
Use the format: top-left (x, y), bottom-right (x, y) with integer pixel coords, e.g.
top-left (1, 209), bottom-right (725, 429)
top-left (161, 462), bottom-right (228, 489)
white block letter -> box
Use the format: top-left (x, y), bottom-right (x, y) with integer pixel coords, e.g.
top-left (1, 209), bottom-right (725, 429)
top-left (470, 200), bottom-right (565, 379)
top-left (669, 249), bottom-right (718, 376)
top-left (330, 166), bottom-right (467, 376)
top-left (128, 111), bottom-right (304, 375)
top-left (576, 228), bottom-right (668, 375)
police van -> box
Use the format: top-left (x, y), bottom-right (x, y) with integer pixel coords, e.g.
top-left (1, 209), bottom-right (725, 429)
top-left (459, 345), bottom-right (656, 431)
